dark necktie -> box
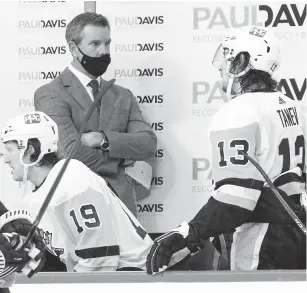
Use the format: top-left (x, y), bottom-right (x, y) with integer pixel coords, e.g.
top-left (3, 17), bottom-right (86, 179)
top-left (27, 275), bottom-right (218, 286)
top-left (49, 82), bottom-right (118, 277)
top-left (88, 79), bottom-right (101, 111)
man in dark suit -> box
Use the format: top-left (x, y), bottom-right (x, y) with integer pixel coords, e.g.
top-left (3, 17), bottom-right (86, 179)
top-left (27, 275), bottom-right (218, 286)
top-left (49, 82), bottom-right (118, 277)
top-left (34, 12), bottom-right (157, 216)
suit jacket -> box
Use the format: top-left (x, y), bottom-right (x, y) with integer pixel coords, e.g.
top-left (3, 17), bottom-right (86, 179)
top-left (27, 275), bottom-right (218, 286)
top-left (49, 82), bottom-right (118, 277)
top-left (34, 68), bottom-right (157, 216)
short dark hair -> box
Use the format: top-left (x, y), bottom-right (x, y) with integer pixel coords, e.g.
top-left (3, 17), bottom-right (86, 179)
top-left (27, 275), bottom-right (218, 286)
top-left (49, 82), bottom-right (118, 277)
top-left (65, 12), bottom-right (110, 45)
top-left (230, 52), bottom-right (280, 93)
top-left (27, 138), bottom-right (59, 167)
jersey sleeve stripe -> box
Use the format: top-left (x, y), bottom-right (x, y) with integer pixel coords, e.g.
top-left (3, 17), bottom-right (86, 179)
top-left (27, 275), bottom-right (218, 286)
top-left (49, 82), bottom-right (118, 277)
top-left (124, 212), bottom-right (147, 239)
top-left (215, 178), bottom-right (264, 191)
top-left (267, 167), bottom-right (305, 197)
top-left (278, 182), bottom-right (306, 197)
top-left (273, 170), bottom-right (305, 187)
top-left (218, 184), bottom-right (261, 202)
top-left (213, 189), bottom-right (259, 211)
top-left (114, 195), bottom-right (148, 240)
top-left (75, 245), bottom-right (120, 259)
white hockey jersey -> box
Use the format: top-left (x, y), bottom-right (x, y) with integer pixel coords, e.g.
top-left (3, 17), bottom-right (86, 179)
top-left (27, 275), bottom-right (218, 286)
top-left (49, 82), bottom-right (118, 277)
top-left (22, 159), bottom-right (153, 272)
top-left (206, 91), bottom-right (306, 270)
top-left (209, 91), bottom-right (306, 211)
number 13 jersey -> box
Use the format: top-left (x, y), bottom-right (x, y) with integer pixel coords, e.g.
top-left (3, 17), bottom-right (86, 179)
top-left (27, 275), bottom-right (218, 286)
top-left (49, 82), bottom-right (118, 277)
top-left (209, 91), bottom-right (306, 212)
top-left (188, 91), bottom-right (306, 270)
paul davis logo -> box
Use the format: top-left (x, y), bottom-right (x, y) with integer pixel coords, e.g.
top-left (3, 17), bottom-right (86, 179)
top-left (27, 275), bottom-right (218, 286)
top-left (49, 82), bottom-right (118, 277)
top-left (114, 42), bottom-right (164, 53)
top-left (137, 204), bottom-right (163, 213)
top-left (19, 19), bottom-right (66, 29)
top-left (193, 4), bottom-right (306, 30)
top-left (114, 68), bottom-right (163, 79)
top-left (114, 15), bottom-right (164, 27)
top-left (19, 46), bottom-right (67, 56)
top-left (192, 157), bottom-right (213, 193)
top-left (19, 71), bottom-right (61, 81)
top-left (127, 175), bottom-right (164, 188)
top-left (192, 80), bottom-right (228, 117)
top-left (19, 98), bottom-right (34, 108)
top-left (136, 94), bottom-right (164, 105)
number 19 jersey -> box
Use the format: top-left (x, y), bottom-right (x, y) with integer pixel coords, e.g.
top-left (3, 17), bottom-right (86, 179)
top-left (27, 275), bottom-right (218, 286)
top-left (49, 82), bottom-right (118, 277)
top-left (22, 159), bottom-right (153, 272)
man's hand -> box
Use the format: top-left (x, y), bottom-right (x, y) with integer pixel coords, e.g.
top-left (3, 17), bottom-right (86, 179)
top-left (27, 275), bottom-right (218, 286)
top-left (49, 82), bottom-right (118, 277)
top-left (146, 222), bottom-right (201, 275)
top-left (0, 233), bottom-right (29, 269)
top-left (0, 210), bottom-right (46, 278)
top-left (0, 232), bottom-right (44, 279)
top-left (81, 132), bottom-right (104, 148)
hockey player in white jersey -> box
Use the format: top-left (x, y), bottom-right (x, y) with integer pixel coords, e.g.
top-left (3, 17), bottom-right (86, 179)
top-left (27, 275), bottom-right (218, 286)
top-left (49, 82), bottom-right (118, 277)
top-left (0, 111), bottom-right (153, 272)
top-left (146, 26), bottom-right (306, 273)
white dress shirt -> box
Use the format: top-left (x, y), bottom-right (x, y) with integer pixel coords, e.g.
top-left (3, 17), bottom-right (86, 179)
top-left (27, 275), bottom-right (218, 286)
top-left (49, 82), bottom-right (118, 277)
top-left (68, 64), bottom-right (100, 101)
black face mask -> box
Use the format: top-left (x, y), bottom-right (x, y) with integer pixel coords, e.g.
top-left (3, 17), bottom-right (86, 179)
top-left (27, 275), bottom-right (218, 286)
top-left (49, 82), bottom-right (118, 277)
top-left (76, 45), bottom-right (111, 77)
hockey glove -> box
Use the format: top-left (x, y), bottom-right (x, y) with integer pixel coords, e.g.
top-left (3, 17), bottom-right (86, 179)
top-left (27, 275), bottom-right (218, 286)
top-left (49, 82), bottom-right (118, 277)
top-left (146, 222), bottom-right (203, 275)
top-left (0, 210), bottom-right (46, 278)
top-left (0, 232), bottom-right (33, 276)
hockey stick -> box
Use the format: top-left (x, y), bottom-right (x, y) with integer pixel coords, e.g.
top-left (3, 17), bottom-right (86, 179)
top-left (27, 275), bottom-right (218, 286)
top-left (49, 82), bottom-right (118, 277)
top-left (238, 150), bottom-right (307, 234)
top-left (21, 78), bottom-right (116, 248)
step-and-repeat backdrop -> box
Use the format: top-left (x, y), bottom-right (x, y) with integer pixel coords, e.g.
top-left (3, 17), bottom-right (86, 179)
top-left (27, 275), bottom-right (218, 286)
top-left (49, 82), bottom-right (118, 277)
top-left (0, 1), bottom-right (305, 233)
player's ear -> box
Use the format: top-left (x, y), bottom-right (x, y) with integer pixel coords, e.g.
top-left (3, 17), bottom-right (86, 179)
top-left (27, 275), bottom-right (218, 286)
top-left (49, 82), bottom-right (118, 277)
top-left (229, 52), bottom-right (249, 75)
top-left (237, 53), bottom-right (249, 72)
top-left (23, 144), bottom-right (35, 163)
top-left (25, 145), bottom-right (35, 156)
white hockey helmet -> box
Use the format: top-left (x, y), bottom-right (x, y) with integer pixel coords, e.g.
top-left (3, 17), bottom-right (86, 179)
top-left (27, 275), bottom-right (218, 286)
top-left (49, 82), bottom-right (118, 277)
top-left (212, 26), bottom-right (281, 78)
top-left (1, 111), bottom-right (58, 166)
